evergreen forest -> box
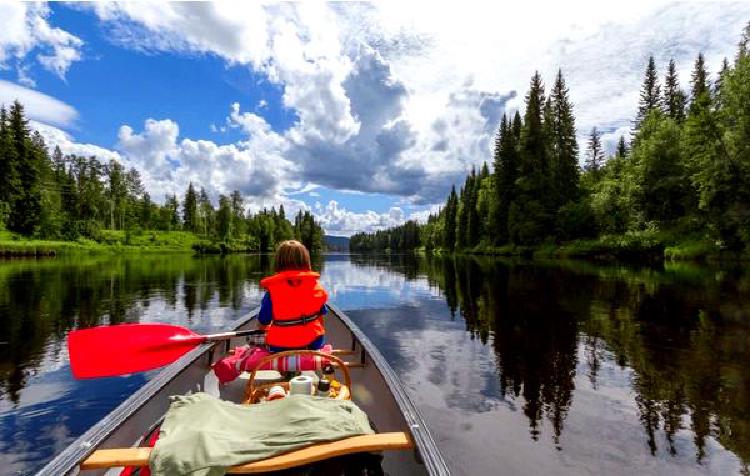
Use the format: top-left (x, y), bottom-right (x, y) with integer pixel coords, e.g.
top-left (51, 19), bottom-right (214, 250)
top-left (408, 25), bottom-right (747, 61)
top-left (351, 23), bottom-right (750, 259)
top-left (0, 103), bottom-right (324, 253)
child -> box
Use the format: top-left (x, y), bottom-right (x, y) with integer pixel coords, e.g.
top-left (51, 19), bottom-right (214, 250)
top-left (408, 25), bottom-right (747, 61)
top-left (212, 240), bottom-right (328, 384)
top-left (258, 240), bottom-right (328, 352)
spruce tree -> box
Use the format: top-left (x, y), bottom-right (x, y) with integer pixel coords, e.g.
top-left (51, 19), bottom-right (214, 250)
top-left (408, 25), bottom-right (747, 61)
top-left (494, 114), bottom-right (519, 243)
top-left (443, 185), bottom-right (457, 250)
top-left (512, 110), bottom-right (522, 143)
top-left (465, 167), bottom-right (480, 247)
top-left (689, 53), bottom-right (709, 112)
top-left (183, 182), bottom-right (198, 232)
top-left (636, 56), bottom-right (662, 129)
top-left (8, 101), bottom-right (41, 235)
top-left (585, 127), bottom-right (604, 173)
top-left (550, 69), bottom-right (579, 205)
top-left (713, 57), bottom-right (730, 110)
top-left (664, 59), bottom-right (687, 123)
top-left (0, 105), bottom-right (18, 210)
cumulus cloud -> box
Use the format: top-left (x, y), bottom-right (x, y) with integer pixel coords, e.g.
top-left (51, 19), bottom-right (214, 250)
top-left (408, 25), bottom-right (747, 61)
top-left (32, 121), bottom-right (121, 162)
top-left (0, 3), bottom-right (83, 82)
top-left (313, 200), bottom-right (406, 236)
top-left (26, 2), bottom-right (750, 235)
top-left (113, 114), bottom-right (292, 202)
top-left (0, 80), bottom-right (78, 126)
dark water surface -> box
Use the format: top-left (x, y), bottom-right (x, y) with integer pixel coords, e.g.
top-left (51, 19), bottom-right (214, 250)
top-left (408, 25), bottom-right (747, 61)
top-left (1, 254), bottom-right (749, 475)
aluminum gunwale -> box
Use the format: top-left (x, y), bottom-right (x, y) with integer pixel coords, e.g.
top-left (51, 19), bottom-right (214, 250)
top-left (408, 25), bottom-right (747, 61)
top-left (326, 303), bottom-right (451, 476)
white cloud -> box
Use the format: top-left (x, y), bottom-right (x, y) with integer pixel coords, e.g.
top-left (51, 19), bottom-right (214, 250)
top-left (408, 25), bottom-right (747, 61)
top-left (25, 2), bottom-right (750, 236)
top-left (31, 120), bottom-right (121, 163)
top-left (114, 114), bottom-right (292, 203)
top-left (80, 3), bottom-right (750, 207)
top-left (0, 80), bottom-right (78, 126)
top-left (0, 2), bottom-right (83, 81)
top-left (310, 199), bottom-right (433, 236)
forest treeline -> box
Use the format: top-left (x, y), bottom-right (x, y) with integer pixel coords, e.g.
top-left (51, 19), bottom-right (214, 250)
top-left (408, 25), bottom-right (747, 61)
top-left (0, 103), bottom-right (324, 252)
top-left (351, 23), bottom-right (750, 256)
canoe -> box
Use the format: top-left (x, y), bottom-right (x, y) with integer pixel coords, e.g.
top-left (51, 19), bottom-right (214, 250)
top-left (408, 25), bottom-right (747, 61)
top-left (37, 303), bottom-right (450, 475)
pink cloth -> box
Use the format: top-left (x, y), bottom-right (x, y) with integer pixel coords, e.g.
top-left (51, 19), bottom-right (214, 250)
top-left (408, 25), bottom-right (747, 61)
top-left (212, 344), bottom-right (333, 384)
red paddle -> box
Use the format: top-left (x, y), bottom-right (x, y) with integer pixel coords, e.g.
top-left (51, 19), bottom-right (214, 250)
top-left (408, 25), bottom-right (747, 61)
top-left (67, 323), bottom-right (263, 379)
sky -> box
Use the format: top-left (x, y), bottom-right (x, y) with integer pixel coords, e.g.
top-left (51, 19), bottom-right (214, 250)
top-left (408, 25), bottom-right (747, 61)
top-left (1, 2), bottom-right (749, 236)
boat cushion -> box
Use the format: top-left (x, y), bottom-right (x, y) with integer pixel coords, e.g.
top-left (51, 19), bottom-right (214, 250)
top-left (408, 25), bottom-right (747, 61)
top-left (148, 392), bottom-right (373, 476)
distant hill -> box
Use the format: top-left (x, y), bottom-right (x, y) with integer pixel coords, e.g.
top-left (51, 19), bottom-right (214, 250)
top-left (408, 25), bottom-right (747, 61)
top-left (324, 235), bottom-right (350, 252)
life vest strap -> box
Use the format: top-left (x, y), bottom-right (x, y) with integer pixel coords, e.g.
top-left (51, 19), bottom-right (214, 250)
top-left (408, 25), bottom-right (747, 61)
top-left (272, 313), bottom-right (320, 327)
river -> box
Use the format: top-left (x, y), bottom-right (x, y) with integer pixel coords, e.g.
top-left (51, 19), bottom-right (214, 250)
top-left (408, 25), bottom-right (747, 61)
top-left (1, 253), bottom-right (749, 475)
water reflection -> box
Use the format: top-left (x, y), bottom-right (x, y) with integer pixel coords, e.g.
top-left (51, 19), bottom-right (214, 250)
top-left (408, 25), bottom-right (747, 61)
top-left (2, 254), bottom-right (750, 474)
top-left (349, 254), bottom-right (750, 473)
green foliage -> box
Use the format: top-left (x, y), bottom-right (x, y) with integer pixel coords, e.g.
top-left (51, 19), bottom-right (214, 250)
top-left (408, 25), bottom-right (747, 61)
top-left (0, 100), bottom-right (325, 254)
top-left (352, 23), bottom-right (750, 259)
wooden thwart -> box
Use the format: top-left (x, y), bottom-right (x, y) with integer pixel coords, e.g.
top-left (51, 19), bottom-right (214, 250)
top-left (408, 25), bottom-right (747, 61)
top-left (80, 432), bottom-right (413, 473)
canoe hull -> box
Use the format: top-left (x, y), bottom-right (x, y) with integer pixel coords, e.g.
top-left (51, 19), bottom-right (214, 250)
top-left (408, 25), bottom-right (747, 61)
top-left (37, 306), bottom-right (449, 476)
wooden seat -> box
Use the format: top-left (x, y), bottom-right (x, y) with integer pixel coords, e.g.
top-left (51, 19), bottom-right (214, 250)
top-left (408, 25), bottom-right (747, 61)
top-left (80, 432), bottom-right (413, 473)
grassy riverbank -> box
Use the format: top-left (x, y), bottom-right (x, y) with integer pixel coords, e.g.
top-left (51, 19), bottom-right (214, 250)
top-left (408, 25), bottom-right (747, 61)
top-left (0, 230), bottom-right (200, 256)
top-left (421, 230), bottom-right (743, 263)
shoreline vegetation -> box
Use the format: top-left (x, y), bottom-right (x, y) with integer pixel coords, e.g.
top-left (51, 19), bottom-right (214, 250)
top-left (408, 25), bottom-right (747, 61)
top-left (352, 24), bottom-right (750, 265)
top-left (0, 100), bottom-right (325, 256)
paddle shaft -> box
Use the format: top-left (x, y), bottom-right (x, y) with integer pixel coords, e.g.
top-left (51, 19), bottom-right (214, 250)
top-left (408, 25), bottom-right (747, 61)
top-left (202, 329), bottom-right (265, 342)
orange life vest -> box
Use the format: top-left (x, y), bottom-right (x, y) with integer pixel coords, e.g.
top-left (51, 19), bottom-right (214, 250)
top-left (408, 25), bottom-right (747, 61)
top-left (260, 270), bottom-right (328, 348)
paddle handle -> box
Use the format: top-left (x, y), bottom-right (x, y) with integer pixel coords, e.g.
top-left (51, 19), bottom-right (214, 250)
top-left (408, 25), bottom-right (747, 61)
top-left (202, 329), bottom-right (265, 342)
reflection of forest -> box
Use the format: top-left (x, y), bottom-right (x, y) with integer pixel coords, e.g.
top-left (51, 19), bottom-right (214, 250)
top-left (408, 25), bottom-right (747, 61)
top-left (352, 254), bottom-right (750, 467)
top-left (0, 254), bottom-right (305, 404)
top-left (4, 254), bottom-right (750, 467)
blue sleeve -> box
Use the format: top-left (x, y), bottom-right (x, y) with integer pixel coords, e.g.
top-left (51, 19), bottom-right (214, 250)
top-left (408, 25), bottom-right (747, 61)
top-left (320, 303), bottom-right (328, 315)
top-left (258, 292), bottom-right (273, 325)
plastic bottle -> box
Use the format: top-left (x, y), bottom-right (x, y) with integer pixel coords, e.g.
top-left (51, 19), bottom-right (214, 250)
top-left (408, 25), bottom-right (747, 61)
top-left (322, 364), bottom-right (341, 394)
top-left (316, 379), bottom-right (331, 397)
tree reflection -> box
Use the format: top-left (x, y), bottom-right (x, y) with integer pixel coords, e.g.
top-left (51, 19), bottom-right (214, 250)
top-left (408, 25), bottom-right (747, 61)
top-left (408, 254), bottom-right (750, 466)
top-left (0, 255), bottom-right (284, 404)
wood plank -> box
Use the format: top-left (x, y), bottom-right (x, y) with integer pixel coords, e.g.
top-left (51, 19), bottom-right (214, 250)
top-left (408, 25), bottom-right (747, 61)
top-left (80, 432), bottom-right (413, 473)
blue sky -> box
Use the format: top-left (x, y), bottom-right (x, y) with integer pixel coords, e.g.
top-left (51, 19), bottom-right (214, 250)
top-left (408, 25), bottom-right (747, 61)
top-left (1, 2), bottom-right (749, 235)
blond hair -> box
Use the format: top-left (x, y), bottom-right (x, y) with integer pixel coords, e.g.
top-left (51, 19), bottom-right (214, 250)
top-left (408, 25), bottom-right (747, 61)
top-left (274, 240), bottom-right (312, 271)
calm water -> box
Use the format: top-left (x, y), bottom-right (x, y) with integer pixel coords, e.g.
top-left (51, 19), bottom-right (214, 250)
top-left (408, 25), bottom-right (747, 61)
top-left (1, 254), bottom-right (749, 475)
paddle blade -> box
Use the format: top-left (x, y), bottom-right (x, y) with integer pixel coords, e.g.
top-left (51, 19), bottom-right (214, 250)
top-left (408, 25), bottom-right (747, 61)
top-left (68, 323), bottom-right (204, 379)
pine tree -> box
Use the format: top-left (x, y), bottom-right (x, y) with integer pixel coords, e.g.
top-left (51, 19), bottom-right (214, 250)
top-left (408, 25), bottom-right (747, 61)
top-left (713, 57), bottom-right (730, 111)
top-left (509, 72), bottom-right (552, 244)
top-left (689, 53), bottom-right (709, 113)
top-left (493, 114), bottom-right (519, 243)
top-left (549, 69), bottom-right (579, 205)
top-left (616, 135), bottom-right (629, 158)
top-left (0, 105), bottom-right (18, 211)
top-left (183, 182), bottom-right (198, 232)
top-left (465, 167), bottom-right (480, 247)
top-left (585, 127), bottom-right (604, 173)
top-left (636, 56), bottom-right (662, 129)
top-left (8, 101), bottom-right (41, 235)
top-left (512, 110), bottom-right (522, 143)
top-left (443, 185), bottom-right (457, 251)
top-left (664, 59), bottom-right (687, 123)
